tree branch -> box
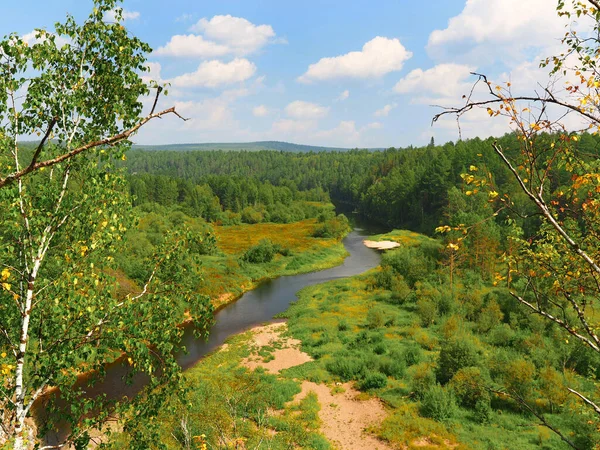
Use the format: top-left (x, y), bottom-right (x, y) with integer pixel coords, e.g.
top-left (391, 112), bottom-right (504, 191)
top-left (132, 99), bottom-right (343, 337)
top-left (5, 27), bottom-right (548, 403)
top-left (509, 291), bottom-right (600, 353)
top-left (568, 387), bottom-right (600, 415)
top-left (0, 107), bottom-right (187, 189)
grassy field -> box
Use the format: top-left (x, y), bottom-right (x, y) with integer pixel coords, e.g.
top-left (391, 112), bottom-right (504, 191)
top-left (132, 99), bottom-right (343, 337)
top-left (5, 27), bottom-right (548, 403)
top-left (200, 219), bottom-right (348, 309)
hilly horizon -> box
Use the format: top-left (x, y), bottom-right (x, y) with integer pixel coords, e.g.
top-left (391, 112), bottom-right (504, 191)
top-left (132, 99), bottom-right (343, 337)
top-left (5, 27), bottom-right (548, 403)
top-left (132, 140), bottom-right (384, 153)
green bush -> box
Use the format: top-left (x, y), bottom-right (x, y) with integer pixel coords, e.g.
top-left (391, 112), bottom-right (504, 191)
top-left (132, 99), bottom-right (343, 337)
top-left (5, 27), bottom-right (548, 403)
top-left (436, 336), bottom-right (480, 384)
top-left (312, 214), bottom-right (350, 239)
top-left (325, 356), bottom-right (367, 380)
top-left (474, 398), bottom-right (493, 424)
top-left (241, 239), bottom-right (278, 263)
top-left (378, 357), bottom-right (406, 379)
top-left (366, 307), bottom-right (386, 329)
top-left (403, 344), bottom-right (423, 366)
top-left (419, 384), bottom-right (458, 422)
top-left (359, 371), bottom-right (388, 390)
top-left (411, 363), bottom-right (437, 399)
top-left (448, 366), bottom-right (490, 407)
top-left (417, 298), bottom-right (438, 327)
top-left (337, 318), bottom-right (350, 331)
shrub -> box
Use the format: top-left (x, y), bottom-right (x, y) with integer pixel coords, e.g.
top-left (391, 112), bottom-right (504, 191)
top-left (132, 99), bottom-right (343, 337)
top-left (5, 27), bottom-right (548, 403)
top-left (403, 345), bottom-right (423, 366)
top-left (417, 298), bottom-right (438, 327)
top-left (378, 357), bottom-right (406, 379)
top-left (474, 399), bottom-right (492, 424)
top-left (326, 356), bottom-right (367, 380)
top-left (436, 336), bottom-right (480, 384)
top-left (410, 363), bottom-right (436, 399)
top-left (337, 318), bottom-right (349, 331)
top-left (366, 307), bottom-right (386, 329)
top-left (420, 384), bottom-right (457, 422)
top-left (241, 239), bottom-right (277, 263)
top-left (312, 214), bottom-right (350, 239)
top-left (359, 371), bottom-right (388, 390)
top-left (448, 367), bottom-right (490, 407)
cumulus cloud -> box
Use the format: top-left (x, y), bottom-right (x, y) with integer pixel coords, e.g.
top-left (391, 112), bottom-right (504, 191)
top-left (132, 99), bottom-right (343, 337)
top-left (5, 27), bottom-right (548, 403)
top-left (154, 35), bottom-right (230, 58)
top-left (374, 103), bottom-right (397, 117)
top-left (169, 58), bottom-right (256, 88)
top-left (253, 105), bottom-right (269, 117)
top-left (285, 100), bottom-right (330, 119)
top-left (427, 0), bottom-right (571, 65)
top-left (157, 15), bottom-right (279, 58)
top-left (104, 9), bottom-right (140, 22)
top-left (190, 15), bottom-right (276, 55)
top-left (298, 36), bottom-right (412, 83)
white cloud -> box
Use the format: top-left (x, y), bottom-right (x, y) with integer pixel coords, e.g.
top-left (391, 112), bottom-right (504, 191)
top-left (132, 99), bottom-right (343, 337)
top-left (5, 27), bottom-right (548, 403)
top-left (272, 119), bottom-right (317, 134)
top-left (104, 9), bottom-right (140, 22)
top-left (285, 100), bottom-right (330, 119)
top-left (374, 103), bottom-right (397, 117)
top-left (21, 30), bottom-right (70, 48)
top-left (154, 34), bottom-right (230, 58)
top-left (315, 121), bottom-right (361, 145)
top-left (190, 15), bottom-right (276, 55)
top-left (253, 105), bottom-right (269, 117)
top-left (337, 90), bottom-right (350, 101)
top-left (363, 122), bottom-right (383, 130)
top-left (427, 0), bottom-right (571, 65)
top-left (394, 64), bottom-right (475, 98)
top-left (298, 36), bottom-right (412, 83)
top-left (174, 98), bottom-right (235, 130)
top-left (169, 58), bottom-right (256, 88)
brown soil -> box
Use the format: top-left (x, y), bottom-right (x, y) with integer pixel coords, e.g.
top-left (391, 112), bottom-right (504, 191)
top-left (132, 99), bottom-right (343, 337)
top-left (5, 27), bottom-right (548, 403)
top-left (241, 322), bottom-right (312, 374)
top-left (295, 381), bottom-right (394, 450)
top-left (242, 322), bottom-right (393, 450)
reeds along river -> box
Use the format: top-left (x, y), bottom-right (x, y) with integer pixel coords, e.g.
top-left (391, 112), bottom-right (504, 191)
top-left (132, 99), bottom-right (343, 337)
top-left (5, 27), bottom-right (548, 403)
top-left (37, 227), bottom-right (381, 446)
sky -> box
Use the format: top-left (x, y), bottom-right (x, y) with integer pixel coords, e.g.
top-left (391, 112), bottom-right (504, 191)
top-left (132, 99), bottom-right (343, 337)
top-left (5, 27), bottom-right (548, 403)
top-left (0, 0), bottom-right (581, 148)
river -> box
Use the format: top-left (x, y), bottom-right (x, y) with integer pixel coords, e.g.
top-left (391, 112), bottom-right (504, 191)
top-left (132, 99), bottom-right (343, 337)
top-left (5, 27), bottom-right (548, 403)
top-left (39, 226), bottom-right (381, 446)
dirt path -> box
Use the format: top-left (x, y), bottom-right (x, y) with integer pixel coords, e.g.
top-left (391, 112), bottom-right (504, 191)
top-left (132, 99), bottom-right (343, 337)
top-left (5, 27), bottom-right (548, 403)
top-left (242, 322), bottom-right (394, 450)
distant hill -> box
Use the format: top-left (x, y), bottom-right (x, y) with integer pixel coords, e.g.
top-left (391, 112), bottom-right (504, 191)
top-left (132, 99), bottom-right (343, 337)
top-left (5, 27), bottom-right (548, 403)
top-left (132, 141), bottom-right (358, 153)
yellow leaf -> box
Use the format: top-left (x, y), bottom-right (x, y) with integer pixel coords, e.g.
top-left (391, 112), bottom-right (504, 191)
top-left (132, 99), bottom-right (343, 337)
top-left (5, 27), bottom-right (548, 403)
top-left (1, 268), bottom-right (10, 281)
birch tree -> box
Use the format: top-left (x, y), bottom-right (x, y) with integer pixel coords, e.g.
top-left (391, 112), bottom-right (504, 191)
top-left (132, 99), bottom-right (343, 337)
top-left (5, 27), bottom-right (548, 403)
top-left (0, 1), bottom-right (212, 448)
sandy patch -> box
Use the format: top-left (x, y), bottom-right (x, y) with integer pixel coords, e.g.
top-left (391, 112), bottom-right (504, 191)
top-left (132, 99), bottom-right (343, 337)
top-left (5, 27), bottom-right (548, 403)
top-left (295, 381), bottom-right (393, 450)
top-left (363, 240), bottom-right (400, 250)
top-left (241, 322), bottom-right (312, 374)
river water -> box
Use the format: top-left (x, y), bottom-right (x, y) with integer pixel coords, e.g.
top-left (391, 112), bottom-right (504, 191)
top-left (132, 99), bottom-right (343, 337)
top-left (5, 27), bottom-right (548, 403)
top-left (40, 227), bottom-right (381, 445)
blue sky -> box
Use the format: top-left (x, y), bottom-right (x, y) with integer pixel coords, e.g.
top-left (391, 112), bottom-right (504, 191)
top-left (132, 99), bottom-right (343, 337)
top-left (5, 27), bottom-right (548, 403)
top-left (2, 0), bottom-right (574, 147)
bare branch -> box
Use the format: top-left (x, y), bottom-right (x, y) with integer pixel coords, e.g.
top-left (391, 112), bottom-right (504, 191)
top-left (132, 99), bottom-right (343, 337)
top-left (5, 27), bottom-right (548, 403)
top-left (510, 291), bottom-right (600, 353)
top-left (0, 107), bottom-right (187, 189)
top-left (27, 118), bottom-right (58, 172)
top-left (568, 387), bottom-right (600, 415)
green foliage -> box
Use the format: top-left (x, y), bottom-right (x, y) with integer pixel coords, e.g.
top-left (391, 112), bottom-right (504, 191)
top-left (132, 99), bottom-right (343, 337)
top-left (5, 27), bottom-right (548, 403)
top-left (419, 384), bottom-right (458, 422)
top-left (312, 213), bottom-right (350, 239)
top-left (241, 238), bottom-right (280, 264)
top-left (359, 371), bottom-right (388, 391)
top-left (436, 337), bottom-right (481, 384)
